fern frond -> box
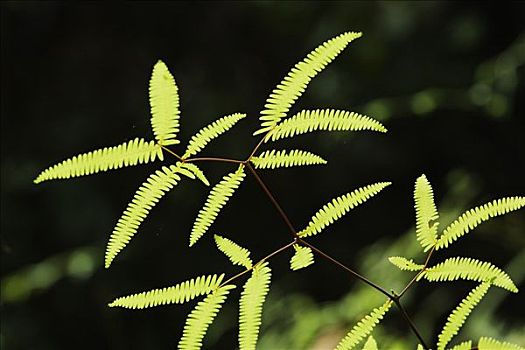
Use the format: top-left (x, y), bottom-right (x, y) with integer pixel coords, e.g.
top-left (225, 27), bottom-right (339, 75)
top-left (179, 162), bottom-right (210, 186)
top-left (418, 257), bottom-right (518, 292)
top-left (239, 262), bottom-right (272, 350)
top-left (299, 182), bottom-right (391, 238)
top-left (478, 337), bottom-right (525, 350)
top-left (254, 31), bottom-right (363, 136)
top-left (149, 60), bottom-right (180, 146)
top-left (190, 166), bottom-right (246, 247)
top-left (388, 256), bottom-right (424, 271)
top-left (449, 341), bottom-right (473, 350)
top-left (414, 174), bottom-right (439, 251)
top-left (436, 196), bottom-right (525, 250)
top-left (182, 113), bottom-right (246, 159)
top-left (362, 336), bottom-right (378, 350)
top-left (214, 235), bottom-right (253, 269)
top-left (268, 109), bottom-right (386, 142)
top-left (105, 164), bottom-right (189, 268)
top-left (34, 138), bottom-right (163, 184)
top-left (437, 282), bottom-right (491, 350)
top-left (179, 284), bottom-right (236, 350)
top-left (290, 245), bottom-right (315, 271)
top-left (251, 149), bottom-right (327, 169)
top-left (108, 274), bottom-right (224, 309)
top-left (335, 300), bottom-right (393, 350)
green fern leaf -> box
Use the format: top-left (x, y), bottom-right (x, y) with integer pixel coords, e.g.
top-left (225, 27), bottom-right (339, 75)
top-left (361, 336), bottom-right (378, 350)
top-left (268, 109), bottom-right (386, 142)
top-left (190, 166), bottom-right (246, 247)
top-left (478, 337), bottom-right (525, 350)
top-left (34, 138), bottom-right (163, 184)
top-left (388, 256), bottom-right (424, 271)
top-left (149, 60), bottom-right (180, 146)
top-left (414, 174), bottom-right (439, 251)
top-left (251, 149), bottom-right (327, 169)
top-left (239, 262), bottom-right (272, 350)
top-left (214, 235), bottom-right (253, 269)
top-left (108, 274), bottom-right (224, 309)
top-left (254, 32), bottom-right (363, 136)
top-left (179, 284), bottom-right (236, 350)
top-left (437, 282), bottom-right (491, 350)
top-left (182, 113), bottom-right (246, 159)
top-left (179, 162), bottom-right (210, 186)
top-left (105, 164), bottom-right (196, 268)
top-left (449, 341), bottom-right (473, 350)
top-left (435, 196), bottom-right (525, 250)
top-left (290, 245), bottom-right (314, 271)
top-left (299, 182), bottom-right (391, 238)
top-left (418, 257), bottom-right (518, 292)
top-left (335, 300), bottom-right (393, 350)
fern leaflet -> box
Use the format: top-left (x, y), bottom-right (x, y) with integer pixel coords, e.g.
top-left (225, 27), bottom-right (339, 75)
top-left (362, 336), bottom-right (378, 350)
top-left (214, 235), bottom-right (253, 269)
top-left (254, 32), bottom-right (363, 136)
top-left (478, 337), bottom-right (525, 350)
top-left (437, 282), bottom-right (491, 350)
top-left (299, 182), bottom-right (391, 238)
top-left (449, 341), bottom-right (473, 350)
top-left (108, 274), bottom-right (224, 309)
top-left (435, 196), bottom-right (525, 250)
top-left (149, 60), bottom-right (180, 146)
top-left (418, 257), bottom-right (518, 292)
top-left (414, 174), bottom-right (439, 251)
top-left (388, 256), bottom-right (424, 271)
top-left (251, 149), bottom-right (327, 169)
top-left (183, 113), bottom-right (246, 159)
top-left (239, 262), bottom-right (272, 350)
top-left (34, 138), bottom-right (163, 184)
top-left (190, 166), bottom-right (246, 247)
top-left (290, 245), bottom-right (315, 270)
top-left (267, 109), bottom-right (386, 142)
top-left (178, 284), bottom-right (236, 350)
top-left (105, 164), bottom-right (196, 268)
top-left (179, 162), bottom-right (210, 186)
top-left (335, 300), bottom-right (393, 350)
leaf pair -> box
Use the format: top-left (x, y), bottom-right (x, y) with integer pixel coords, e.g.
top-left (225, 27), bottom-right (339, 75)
top-left (413, 174), bottom-right (525, 252)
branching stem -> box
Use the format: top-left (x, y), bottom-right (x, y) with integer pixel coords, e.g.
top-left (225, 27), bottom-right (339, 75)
top-left (162, 131), bottom-right (431, 348)
top-left (219, 240), bottom-right (297, 287)
top-left (246, 163), bottom-right (297, 238)
top-left (186, 156), bottom-right (244, 164)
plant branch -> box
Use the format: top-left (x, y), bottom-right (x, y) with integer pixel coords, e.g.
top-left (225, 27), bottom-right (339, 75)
top-left (393, 299), bottom-right (430, 350)
top-left (160, 145), bottom-right (184, 161)
top-left (247, 135), bottom-right (267, 161)
top-left (185, 156), bottom-right (244, 164)
top-left (398, 246), bottom-right (436, 298)
top-left (245, 162), bottom-right (297, 238)
top-left (299, 239), bottom-right (394, 300)
top-left (220, 240), bottom-right (296, 287)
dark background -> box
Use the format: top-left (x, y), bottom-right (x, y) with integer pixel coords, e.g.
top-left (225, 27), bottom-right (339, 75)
top-left (1, 2), bottom-right (524, 349)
